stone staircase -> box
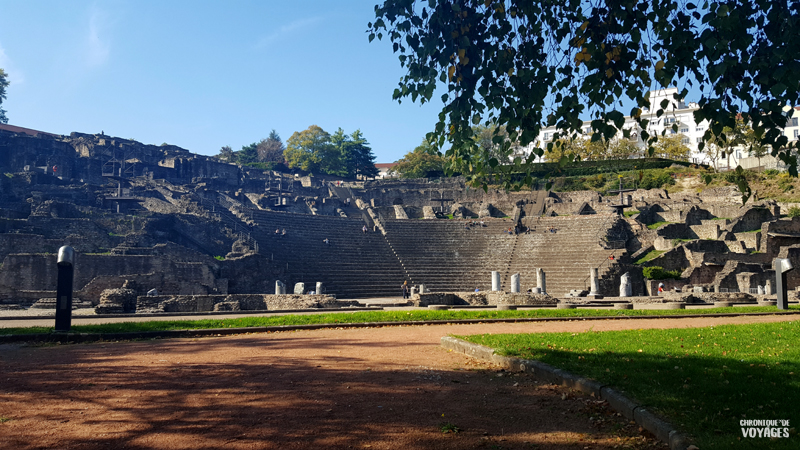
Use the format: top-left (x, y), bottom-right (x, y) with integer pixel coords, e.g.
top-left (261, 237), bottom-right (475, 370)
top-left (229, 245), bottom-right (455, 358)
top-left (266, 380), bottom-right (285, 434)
top-left (250, 210), bottom-right (409, 298)
top-left (384, 215), bottom-right (625, 296)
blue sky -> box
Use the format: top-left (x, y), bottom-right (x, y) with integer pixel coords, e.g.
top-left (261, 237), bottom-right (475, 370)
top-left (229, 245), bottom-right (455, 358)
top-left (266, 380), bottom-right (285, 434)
top-left (0, 1), bottom-right (444, 163)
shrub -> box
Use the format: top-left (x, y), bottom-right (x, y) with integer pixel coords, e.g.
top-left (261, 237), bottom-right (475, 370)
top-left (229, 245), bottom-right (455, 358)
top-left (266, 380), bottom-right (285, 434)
top-left (788, 206), bottom-right (800, 218)
top-left (642, 266), bottom-right (682, 280)
top-left (638, 170), bottom-right (676, 190)
top-left (764, 169), bottom-right (780, 176)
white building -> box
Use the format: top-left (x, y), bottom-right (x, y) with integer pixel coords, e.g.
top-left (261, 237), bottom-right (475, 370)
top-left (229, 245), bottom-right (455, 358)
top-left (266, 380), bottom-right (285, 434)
top-left (521, 88), bottom-right (800, 170)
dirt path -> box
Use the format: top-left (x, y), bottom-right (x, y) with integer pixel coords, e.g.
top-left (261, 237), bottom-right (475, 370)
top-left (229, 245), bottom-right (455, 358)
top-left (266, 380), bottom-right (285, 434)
top-left (0, 314), bottom-right (795, 450)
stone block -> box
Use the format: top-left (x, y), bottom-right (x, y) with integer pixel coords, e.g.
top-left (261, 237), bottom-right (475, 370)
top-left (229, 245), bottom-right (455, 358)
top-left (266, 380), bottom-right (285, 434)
top-left (619, 272), bottom-right (632, 297)
top-left (660, 302), bottom-right (686, 309)
top-left (491, 271), bottom-right (500, 291)
top-left (294, 282), bottom-right (305, 295)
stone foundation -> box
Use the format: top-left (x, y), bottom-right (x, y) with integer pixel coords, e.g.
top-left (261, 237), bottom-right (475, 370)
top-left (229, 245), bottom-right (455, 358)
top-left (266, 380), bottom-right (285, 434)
top-left (411, 291), bottom-right (556, 307)
top-left (134, 293), bottom-right (359, 313)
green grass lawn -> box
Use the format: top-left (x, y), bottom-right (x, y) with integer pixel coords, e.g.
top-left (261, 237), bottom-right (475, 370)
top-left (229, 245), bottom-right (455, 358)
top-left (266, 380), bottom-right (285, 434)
top-left (461, 321), bottom-right (800, 450)
top-left (634, 249), bottom-right (665, 264)
top-left (647, 221), bottom-right (675, 230)
top-left (1, 305), bottom-right (799, 336)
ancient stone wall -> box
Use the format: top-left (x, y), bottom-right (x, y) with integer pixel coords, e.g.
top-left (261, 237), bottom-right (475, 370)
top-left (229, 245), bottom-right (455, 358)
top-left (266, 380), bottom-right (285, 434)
top-left (655, 223), bottom-right (691, 239)
top-left (727, 207), bottom-right (775, 233)
top-left (689, 222), bottom-right (721, 239)
top-left (135, 293), bottom-right (356, 313)
top-left (0, 253), bottom-right (224, 297)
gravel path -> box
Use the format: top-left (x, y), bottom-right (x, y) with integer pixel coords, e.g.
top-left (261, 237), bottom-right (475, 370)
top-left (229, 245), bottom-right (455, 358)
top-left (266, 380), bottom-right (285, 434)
top-left (0, 314), bottom-right (795, 449)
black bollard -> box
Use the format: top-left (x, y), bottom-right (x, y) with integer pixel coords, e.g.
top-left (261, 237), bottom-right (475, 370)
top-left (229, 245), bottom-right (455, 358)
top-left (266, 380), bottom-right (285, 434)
top-left (773, 257), bottom-right (794, 310)
top-left (54, 246), bottom-right (75, 332)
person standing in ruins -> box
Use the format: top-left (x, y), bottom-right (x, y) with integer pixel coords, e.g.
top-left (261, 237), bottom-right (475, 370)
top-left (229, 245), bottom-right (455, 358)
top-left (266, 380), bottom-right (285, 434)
top-left (402, 281), bottom-right (409, 299)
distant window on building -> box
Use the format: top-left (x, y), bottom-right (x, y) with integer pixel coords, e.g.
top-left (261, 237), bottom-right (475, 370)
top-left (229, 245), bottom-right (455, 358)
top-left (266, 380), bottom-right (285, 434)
top-left (696, 127), bottom-right (703, 132)
top-left (543, 133), bottom-right (550, 140)
top-left (666, 117), bottom-right (676, 124)
top-left (682, 138), bottom-right (690, 144)
top-left (680, 127), bottom-right (689, 133)
top-left (696, 137), bottom-right (703, 143)
top-left (737, 151), bottom-right (742, 159)
top-left (650, 119), bottom-right (660, 125)
top-left (795, 129), bottom-right (799, 138)
top-left (793, 118), bottom-right (798, 127)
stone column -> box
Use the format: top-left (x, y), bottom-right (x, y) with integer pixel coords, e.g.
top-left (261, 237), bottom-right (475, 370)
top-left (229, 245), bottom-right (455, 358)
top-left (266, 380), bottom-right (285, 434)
top-left (275, 280), bottom-right (285, 295)
top-left (419, 284), bottom-right (426, 294)
top-left (588, 268), bottom-right (599, 296)
top-left (491, 271), bottom-right (501, 291)
top-left (510, 274), bottom-right (520, 293)
top-left (619, 272), bottom-right (632, 297)
top-left (757, 285), bottom-right (765, 295)
top-left (410, 287), bottom-right (417, 297)
top-left (316, 282), bottom-right (323, 295)
top-left (536, 268), bottom-right (547, 295)
top-left (294, 282), bottom-right (305, 295)
top-left (765, 280), bottom-right (773, 295)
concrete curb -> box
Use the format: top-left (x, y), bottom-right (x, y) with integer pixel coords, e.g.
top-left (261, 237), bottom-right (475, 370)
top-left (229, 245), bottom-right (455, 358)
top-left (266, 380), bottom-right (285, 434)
top-left (441, 336), bottom-right (693, 450)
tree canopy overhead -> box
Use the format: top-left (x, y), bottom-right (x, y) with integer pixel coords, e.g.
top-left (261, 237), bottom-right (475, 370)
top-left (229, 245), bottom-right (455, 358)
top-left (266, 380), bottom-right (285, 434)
top-left (0, 68), bottom-right (9, 124)
top-left (369, 0), bottom-right (800, 192)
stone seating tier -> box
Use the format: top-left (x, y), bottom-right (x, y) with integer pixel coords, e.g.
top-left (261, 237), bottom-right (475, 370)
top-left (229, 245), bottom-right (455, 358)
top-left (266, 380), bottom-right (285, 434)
top-left (250, 210), bottom-right (407, 298)
top-left (384, 214), bottom-right (622, 295)
top-left (249, 210), bottom-right (624, 297)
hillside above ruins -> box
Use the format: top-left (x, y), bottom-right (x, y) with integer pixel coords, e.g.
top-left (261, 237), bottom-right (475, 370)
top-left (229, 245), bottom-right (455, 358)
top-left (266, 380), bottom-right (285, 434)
top-left (2, 125), bottom-right (799, 309)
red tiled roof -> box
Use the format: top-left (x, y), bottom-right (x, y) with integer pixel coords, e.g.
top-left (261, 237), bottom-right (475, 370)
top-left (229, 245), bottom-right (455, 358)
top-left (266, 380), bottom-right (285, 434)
top-left (374, 163), bottom-right (397, 169)
top-left (0, 123), bottom-right (59, 137)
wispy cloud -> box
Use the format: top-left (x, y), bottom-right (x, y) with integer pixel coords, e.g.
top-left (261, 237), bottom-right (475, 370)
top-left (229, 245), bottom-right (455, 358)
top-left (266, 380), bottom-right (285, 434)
top-left (85, 4), bottom-right (111, 67)
top-left (255, 17), bottom-right (323, 49)
top-left (0, 43), bottom-right (25, 85)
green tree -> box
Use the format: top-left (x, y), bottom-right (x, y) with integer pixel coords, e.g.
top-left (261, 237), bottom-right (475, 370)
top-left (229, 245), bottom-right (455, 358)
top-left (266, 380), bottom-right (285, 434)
top-left (369, 0), bottom-right (800, 194)
top-left (652, 134), bottom-right (691, 161)
top-left (216, 145), bottom-right (234, 162)
top-left (257, 130), bottom-right (286, 163)
top-left (704, 118), bottom-right (747, 171)
top-left (544, 137), bottom-right (585, 163)
top-left (332, 129), bottom-right (379, 179)
top-left (389, 140), bottom-right (445, 178)
top-left (743, 124), bottom-right (769, 169)
top-left (284, 125), bottom-right (338, 174)
top-left (0, 68), bottom-right (9, 124)
top-left (236, 142), bottom-right (259, 165)
top-left (608, 138), bottom-right (640, 160)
